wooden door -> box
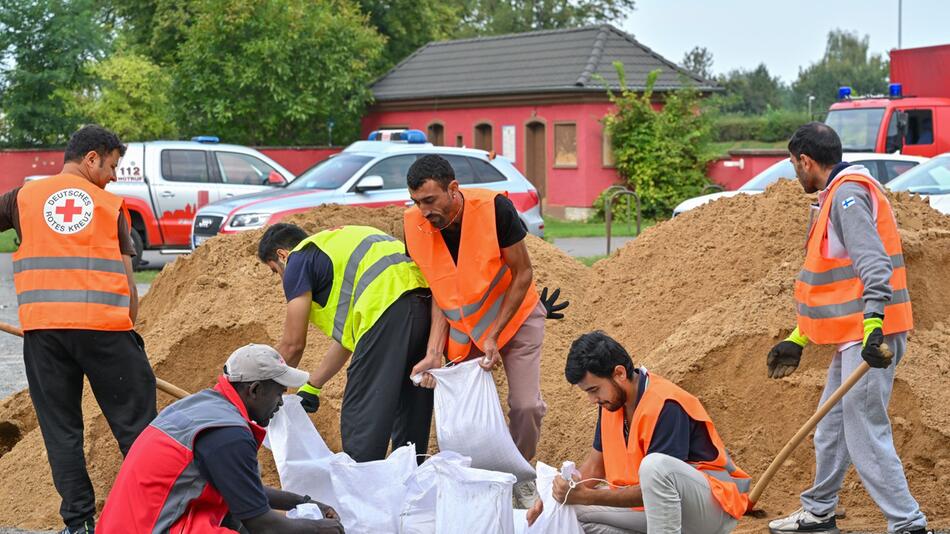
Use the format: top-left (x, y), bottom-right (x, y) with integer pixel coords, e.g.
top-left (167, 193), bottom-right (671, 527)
top-left (525, 122), bottom-right (546, 199)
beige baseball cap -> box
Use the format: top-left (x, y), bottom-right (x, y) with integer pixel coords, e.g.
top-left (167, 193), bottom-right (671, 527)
top-left (224, 344), bottom-right (309, 388)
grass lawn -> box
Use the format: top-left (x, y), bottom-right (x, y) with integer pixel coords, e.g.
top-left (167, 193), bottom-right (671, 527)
top-left (0, 229), bottom-right (18, 253)
top-left (133, 270), bottom-right (161, 284)
top-left (543, 216), bottom-right (653, 239)
top-left (577, 255), bottom-right (607, 267)
top-left (710, 140), bottom-right (787, 157)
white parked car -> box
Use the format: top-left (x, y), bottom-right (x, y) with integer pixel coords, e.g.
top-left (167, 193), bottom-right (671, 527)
top-left (190, 130), bottom-right (544, 248)
top-left (886, 152), bottom-right (950, 215)
top-left (673, 153), bottom-right (927, 216)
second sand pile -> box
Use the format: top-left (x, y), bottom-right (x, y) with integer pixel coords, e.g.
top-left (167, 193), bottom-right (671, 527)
top-left (0, 183), bottom-right (948, 531)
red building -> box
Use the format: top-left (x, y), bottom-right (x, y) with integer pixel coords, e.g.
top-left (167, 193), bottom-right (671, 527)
top-left (362, 24), bottom-right (716, 218)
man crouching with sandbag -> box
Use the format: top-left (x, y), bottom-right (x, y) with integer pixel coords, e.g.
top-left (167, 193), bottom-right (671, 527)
top-left (97, 345), bottom-right (344, 533)
top-left (527, 332), bottom-right (750, 534)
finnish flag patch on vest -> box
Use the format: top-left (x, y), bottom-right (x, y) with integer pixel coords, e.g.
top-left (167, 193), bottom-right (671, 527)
top-left (841, 196), bottom-right (856, 210)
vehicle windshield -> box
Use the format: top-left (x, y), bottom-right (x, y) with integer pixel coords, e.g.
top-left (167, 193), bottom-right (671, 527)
top-left (739, 159), bottom-right (796, 191)
top-left (286, 154), bottom-right (372, 190)
top-left (886, 155), bottom-right (950, 195)
top-left (825, 108), bottom-right (886, 152)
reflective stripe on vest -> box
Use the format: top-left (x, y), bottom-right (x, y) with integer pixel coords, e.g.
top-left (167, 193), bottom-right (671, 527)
top-left (600, 371), bottom-right (751, 519)
top-left (12, 174), bottom-right (132, 331)
top-left (404, 188), bottom-right (539, 362)
top-left (293, 226), bottom-right (428, 351)
top-left (794, 174), bottom-right (913, 344)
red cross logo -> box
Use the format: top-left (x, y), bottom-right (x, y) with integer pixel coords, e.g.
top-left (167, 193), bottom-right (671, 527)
top-left (55, 199), bottom-right (83, 223)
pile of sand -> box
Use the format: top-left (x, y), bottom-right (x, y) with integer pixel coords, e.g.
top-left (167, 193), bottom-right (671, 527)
top-left (1, 185), bottom-right (948, 531)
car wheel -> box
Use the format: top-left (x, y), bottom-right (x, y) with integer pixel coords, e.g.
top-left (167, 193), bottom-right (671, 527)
top-left (131, 228), bottom-right (145, 271)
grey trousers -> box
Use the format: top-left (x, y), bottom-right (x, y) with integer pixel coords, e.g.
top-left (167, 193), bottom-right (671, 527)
top-left (574, 453), bottom-right (737, 534)
top-left (800, 333), bottom-right (927, 532)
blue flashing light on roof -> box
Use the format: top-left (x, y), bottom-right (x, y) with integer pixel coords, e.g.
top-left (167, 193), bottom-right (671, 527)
top-left (367, 129), bottom-right (428, 143)
top-left (837, 86), bottom-right (852, 100)
top-left (191, 136), bottom-right (220, 143)
top-left (889, 83), bottom-right (903, 98)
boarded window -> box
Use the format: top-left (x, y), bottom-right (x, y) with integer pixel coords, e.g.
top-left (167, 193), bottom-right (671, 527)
top-left (554, 123), bottom-right (577, 167)
top-left (602, 127), bottom-right (615, 167)
top-left (428, 123), bottom-right (445, 146)
top-left (456, 134), bottom-right (464, 147)
top-left (474, 123), bottom-right (493, 152)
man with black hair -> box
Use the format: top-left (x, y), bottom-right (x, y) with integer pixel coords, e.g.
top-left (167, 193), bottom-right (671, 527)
top-left (403, 153), bottom-right (553, 508)
top-left (0, 124), bottom-right (155, 534)
top-left (258, 222), bottom-right (433, 463)
top-left (766, 122), bottom-right (929, 534)
top-left (525, 331), bottom-right (749, 534)
top-left (98, 344), bottom-right (344, 533)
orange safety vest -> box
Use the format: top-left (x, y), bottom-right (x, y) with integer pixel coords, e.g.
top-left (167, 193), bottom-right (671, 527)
top-left (13, 174), bottom-right (133, 331)
top-left (600, 371), bottom-right (751, 519)
top-left (404, 188), bottom-right (539, 362)
top-left (794, 174), bottom-right (913, 345)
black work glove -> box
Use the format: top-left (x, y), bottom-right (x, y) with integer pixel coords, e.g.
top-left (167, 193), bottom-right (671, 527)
top-left (540, 286), bottom-right (569, 320)
top-left (861, 316), bottom-right (892, 369)
top-left (767, 341), bottom-right (803, 379)
top-left (297, 383), bottom-right (321, 413)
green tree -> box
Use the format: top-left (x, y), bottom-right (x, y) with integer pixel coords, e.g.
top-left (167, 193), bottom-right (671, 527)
top-left (715, 63), bottom-right (784, 115)
top-left (172, 0), bottom-right (384, 146)
top-left (0, 0), bottom-right (109, 146)
top-left (105, 0), bottom-right (197, 66)
top-left (359, 0), bottom-right (461, 71)
top-left (793, 29), bottom-right (888, 112)
top-left (457, 0), bottom-right (636, 36)
top-left (681, 46), bottom-right (714, 80)
top-left (603, 64), bottom-right (713, 219)
top-left (66, 53), bottom-right (178, 141)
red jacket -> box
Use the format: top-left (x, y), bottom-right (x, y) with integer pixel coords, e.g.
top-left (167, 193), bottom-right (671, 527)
top-left (98, 376), bottom-right (266, 533)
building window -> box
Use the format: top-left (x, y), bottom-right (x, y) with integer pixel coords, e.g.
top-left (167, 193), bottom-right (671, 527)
top-left (427, 122), bottom-right (445, 146)
top-left (554, 122), bottom-right (577, 168)
top-left (455, 134), bottom-right (464, 147)
top-left (474, 123), bottom-right (493, 152)
top-left (602, 126), bottom-right (615, 167)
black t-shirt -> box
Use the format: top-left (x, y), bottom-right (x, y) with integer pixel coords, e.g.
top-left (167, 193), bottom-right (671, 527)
top-left (592, 372), bottom-right (718, 463)
top-left (410, 194), bottom-right (527, 264)
top-left (192, 426), bottom-right (270, 521)
top-left (282, 243), bottom-right (334, 307)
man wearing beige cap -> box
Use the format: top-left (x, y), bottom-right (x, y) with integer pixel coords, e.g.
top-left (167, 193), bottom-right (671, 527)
top-left (99, 344), bottom-right (345, 533)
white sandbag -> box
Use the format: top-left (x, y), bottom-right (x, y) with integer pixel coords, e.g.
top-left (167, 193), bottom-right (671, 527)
top-left (398, 451), bottom-right (471, 534)
top-left (434, 461), bottom-right (517, 534)
top-left (330, 444), bottom-right (418, 534)
top-left (512, 509), bottom-right (529, 534)
top-left (428, 359), bottom-right (535, 481)
top-left (525, 462), bottom-right (585, 534)
top-left (264, 395), bottom-right (341, 509)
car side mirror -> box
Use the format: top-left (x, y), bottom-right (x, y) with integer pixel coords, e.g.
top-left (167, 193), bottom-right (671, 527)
top-left (266, 171), bottom-right (287, 186)
top-left (354, 175), bottom-right (384, 193)
top-left (886, 111), bottom-right (909, 153)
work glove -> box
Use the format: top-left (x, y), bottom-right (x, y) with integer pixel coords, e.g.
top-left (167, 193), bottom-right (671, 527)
top-left (297, 383), bottom-right (321, 413)
top-left (767, 327), bottom-right (808, 379)
top-left (540, 286), bottom-right (569, 320)
top-left (861, 315), bottom-right (892, 369)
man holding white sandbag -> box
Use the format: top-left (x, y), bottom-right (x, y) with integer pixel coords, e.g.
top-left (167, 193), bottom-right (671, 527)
top-left (404, 154), bottom-right (558, 507)
top-left (527, 332), bottom-right (750, 534)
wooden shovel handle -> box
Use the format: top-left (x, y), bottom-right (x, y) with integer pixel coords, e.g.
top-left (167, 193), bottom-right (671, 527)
top-left (749, 359), bottom-right (875, 506)
top-left (0, 321), bottom-right (189, 400)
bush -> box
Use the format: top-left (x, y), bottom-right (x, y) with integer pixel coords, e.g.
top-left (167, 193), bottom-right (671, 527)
top-left (712, 110), bottom-right (811, 142)
top-left (602, 65), bottom-right (715, 219)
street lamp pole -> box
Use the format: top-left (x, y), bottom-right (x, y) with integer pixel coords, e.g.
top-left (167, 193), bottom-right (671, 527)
top-left (898, 0), bottom-right (903, 49)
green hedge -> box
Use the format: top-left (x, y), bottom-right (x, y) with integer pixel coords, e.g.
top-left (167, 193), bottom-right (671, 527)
top-left (712, 110), bottom-right (812, 143)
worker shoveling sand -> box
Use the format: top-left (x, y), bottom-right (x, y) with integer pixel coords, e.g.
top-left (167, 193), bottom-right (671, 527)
top-left (0, 183), bottom-right (948, 531)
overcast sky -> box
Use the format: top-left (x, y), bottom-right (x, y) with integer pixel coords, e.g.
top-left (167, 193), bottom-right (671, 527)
top-left (622, 0), bottom-right (950, 83)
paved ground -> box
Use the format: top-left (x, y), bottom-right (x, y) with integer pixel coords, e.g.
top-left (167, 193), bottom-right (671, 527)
top-left (552, 236), bottom-right (634, 257)
top-left (0, 251), bottom-right (175, 400)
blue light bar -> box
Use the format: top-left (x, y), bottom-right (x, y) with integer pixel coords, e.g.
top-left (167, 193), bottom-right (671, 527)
top-left (889, 83), bottom-right (902, 97)
top-left (191, 135), bottom-right (220, 143)
top-left (837, 86), bottom-right (852, 100)
top-left (367, 129), bottom-right (428, 143)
